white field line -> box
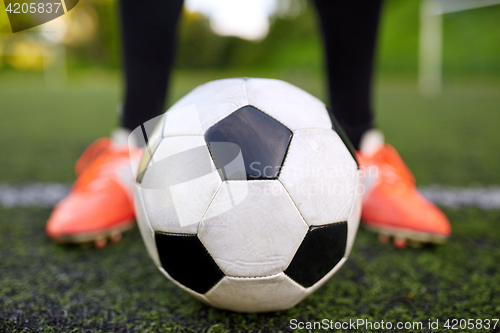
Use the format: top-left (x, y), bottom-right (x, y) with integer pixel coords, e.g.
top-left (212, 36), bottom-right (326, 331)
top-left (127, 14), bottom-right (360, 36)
top-left (418, 186), bottom-right (500, 210)
top-left (0, 183), bottom-right (71, 208)
top-left (0, 183), bottom-right (500, 209)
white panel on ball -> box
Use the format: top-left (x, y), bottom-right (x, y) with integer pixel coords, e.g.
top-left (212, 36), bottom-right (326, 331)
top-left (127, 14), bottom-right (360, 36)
top-left (141, 136), bottom-right (222, 234)
top-left (205, 272), bottom-right (306, 312)
top-left (199, 181), bottom-right (308, 277)
top-left (134, 184), bottom-right (161, 267)
top-left (163, 104), bottom-right (203, 137)
top-left (245, 78), bottom-right (332, 131)
top-left (279, 128), bottom-right (358, 226)
top-left (202, 181), bottom-right (248, 221)
top-left (345, 170), bottom-right (363, 257)
top-left (164, 78), bottom-right (248, 137)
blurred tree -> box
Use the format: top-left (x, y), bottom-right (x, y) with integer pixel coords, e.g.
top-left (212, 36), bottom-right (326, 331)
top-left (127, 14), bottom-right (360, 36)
top-left (177, 2), bottom-right (321, 70)
top-left (0, 0), bottom-right (498, 74)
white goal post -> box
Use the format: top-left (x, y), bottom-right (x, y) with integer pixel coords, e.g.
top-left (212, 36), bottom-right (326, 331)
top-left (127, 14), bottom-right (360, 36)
top-left (419, 0), bottom-right (500, 95)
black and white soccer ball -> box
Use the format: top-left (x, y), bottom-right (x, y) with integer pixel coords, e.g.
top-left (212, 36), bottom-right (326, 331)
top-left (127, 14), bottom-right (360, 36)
top-left (133, 78), bottom-right (362, 313)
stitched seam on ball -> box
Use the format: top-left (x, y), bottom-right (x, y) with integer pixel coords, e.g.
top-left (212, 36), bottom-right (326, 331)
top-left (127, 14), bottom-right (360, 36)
top-left (163, 134), bottom-right (204, 138)
top-left (224, 272), bottom-right (284, 279)
top-left (277, 134), bottom-right (293, 179)
top-left (292, 127), bottom-right (334, 132)
top-left (219, 179), bottom-right (276, 182)
top-left (198, 182), bottom-right (224, 228)
top-left (207, 105), bottom-right (246, 133)
top-left (277, 178), bottom-right (309, 271)
top-left (244, 83), bottom-right (330, 131)
top-left (283, 272), bottom-right (305, 288)
top-left (277, 179), bottom-right (309, 230)
top-left (159, 267), bottom-right (211, 298)
top-left (155, 231), bottom-right (197, 236)
top-left (284, 257), bottom-right (348, 288)
top-left (340, 169), bottom-right (361, 224)
top-left (204, 135), bottom-right (224, 182)
top-left (203, 79), bottom-right (249, 134)
top-left (243, 78), bottom-right (249, 105)
top-left (248, 104), bottom-right (294, 132)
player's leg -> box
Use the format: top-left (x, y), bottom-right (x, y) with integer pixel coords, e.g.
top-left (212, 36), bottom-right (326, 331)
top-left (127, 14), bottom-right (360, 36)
top-left (313, 0), bottom-right (451, 247)
top-left (120, 0), bottom-right (184, 132)
top-left (46, 0), bottom-right (184, 247)
top-left (313, 0), bottom-right (381, 150)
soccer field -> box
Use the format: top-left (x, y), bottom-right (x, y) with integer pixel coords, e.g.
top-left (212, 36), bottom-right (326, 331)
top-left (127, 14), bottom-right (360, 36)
top-left (1, 70), bottom-right (500, 332)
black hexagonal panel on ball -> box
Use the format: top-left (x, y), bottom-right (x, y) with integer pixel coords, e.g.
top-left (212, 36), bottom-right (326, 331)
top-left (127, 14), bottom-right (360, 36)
top-left (155, 232), bottom-right (224, 294)
top-left (205, 105), bottom-right (292, 180)
top-left (284, 222), bottom-right (347, 288)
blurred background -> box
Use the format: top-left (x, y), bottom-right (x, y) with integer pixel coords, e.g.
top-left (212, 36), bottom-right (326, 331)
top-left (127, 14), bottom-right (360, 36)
top-left (1, 0), bottom-right (499, 186)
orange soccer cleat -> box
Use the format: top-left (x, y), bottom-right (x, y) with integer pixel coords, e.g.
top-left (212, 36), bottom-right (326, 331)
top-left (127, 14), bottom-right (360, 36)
top-left (46, 130), bottom-right (142, 248)
top-left (356, 130), bottom-right (451, 248)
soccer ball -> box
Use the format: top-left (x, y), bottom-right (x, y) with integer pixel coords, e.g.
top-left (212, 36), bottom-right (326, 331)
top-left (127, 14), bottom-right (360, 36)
top-left (133, 78), bottom-right (362, 312)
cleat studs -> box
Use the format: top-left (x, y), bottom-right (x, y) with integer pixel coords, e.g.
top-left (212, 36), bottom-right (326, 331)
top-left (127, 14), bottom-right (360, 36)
top-left (110, 231), bottom-right (122, 244)
top-left (94, 237), bottom-right (107, 249)
top-left (393, 237), bottom-right (407, 248)
top-left (378, 234), bottom-right (391, 244)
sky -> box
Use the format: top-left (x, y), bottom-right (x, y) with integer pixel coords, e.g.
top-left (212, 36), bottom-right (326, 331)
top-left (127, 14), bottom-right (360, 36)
top-left (185, 0), bottom-right (279, 40)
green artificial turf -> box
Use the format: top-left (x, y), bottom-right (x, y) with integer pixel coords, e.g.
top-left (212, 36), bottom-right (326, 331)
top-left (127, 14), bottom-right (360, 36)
top-left (1, 207), bottom-right (499, 332)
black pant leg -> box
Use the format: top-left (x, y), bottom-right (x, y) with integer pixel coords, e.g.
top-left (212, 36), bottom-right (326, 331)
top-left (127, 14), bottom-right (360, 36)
top-left (313, 0), bottom-right (383, 149)
top-left (119, 0), bottom-right (184, 131)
